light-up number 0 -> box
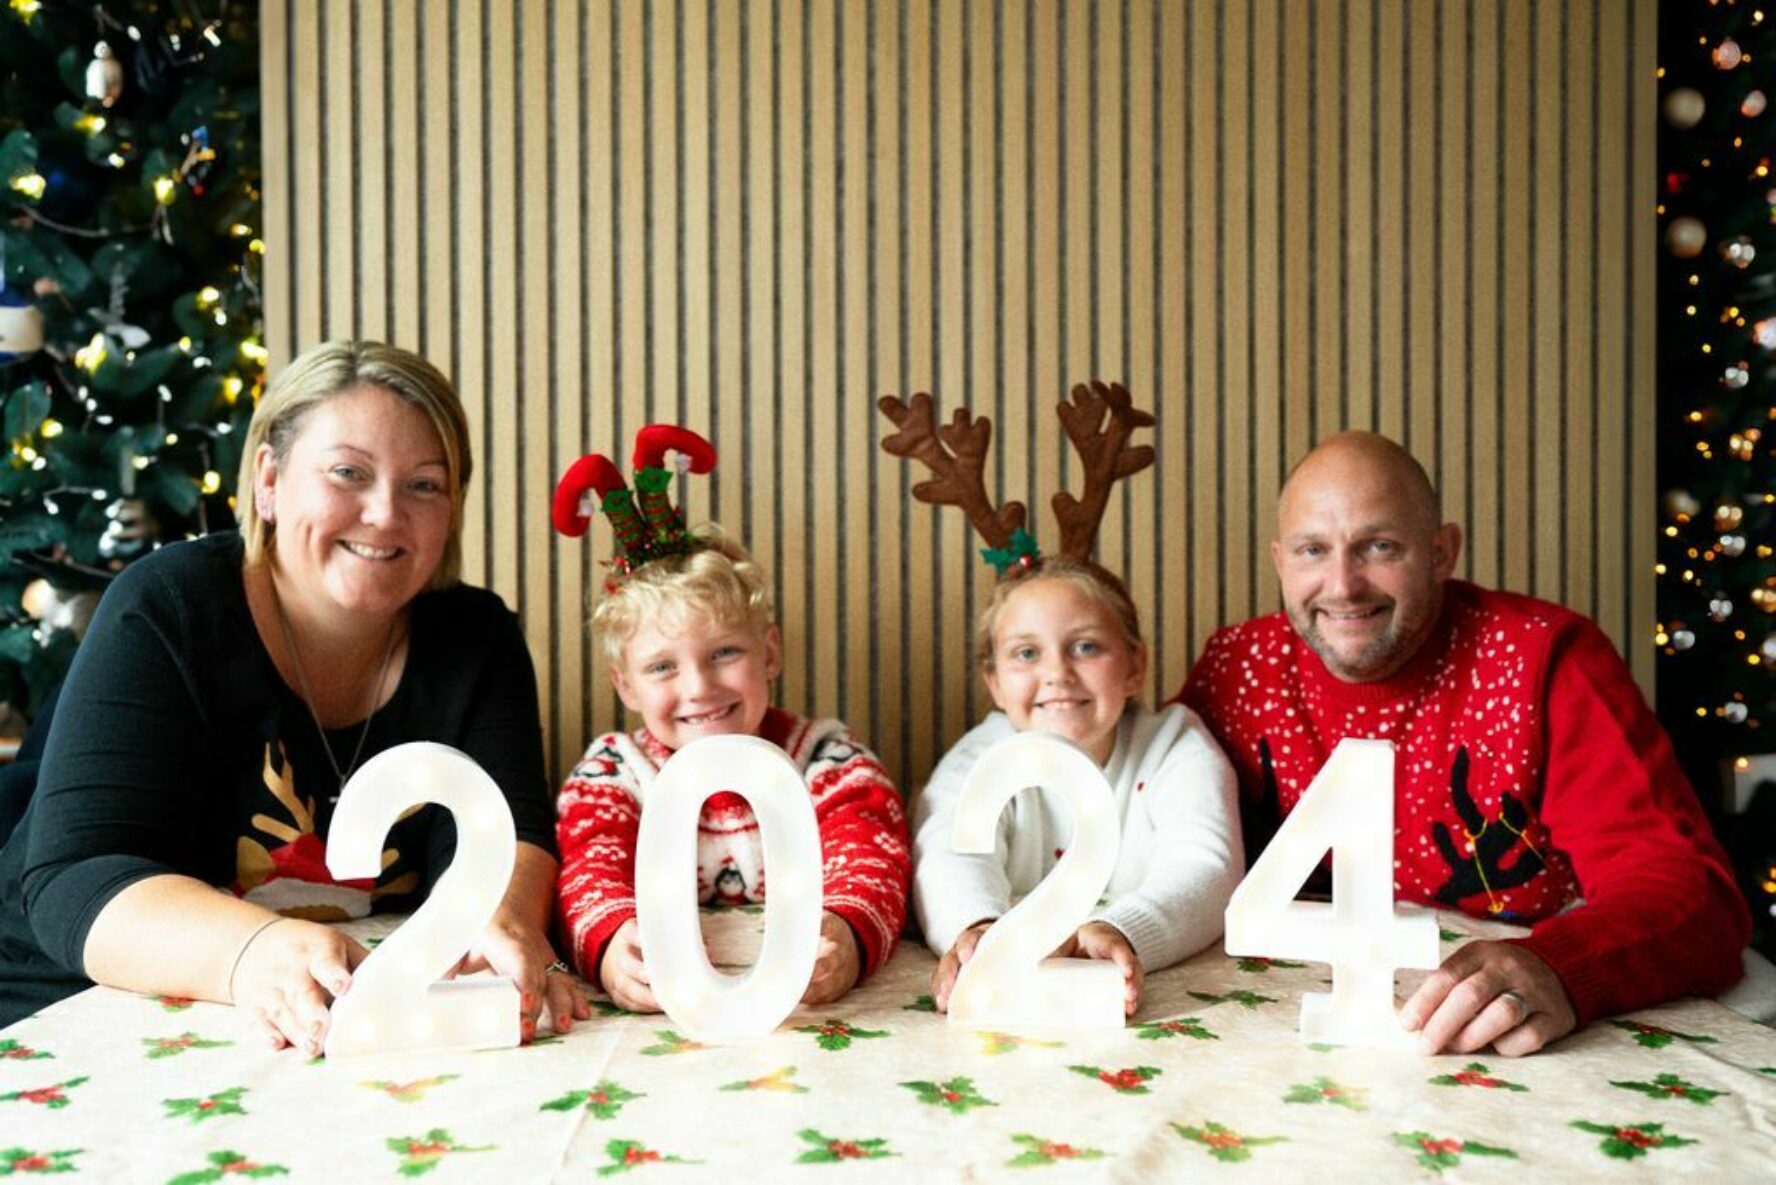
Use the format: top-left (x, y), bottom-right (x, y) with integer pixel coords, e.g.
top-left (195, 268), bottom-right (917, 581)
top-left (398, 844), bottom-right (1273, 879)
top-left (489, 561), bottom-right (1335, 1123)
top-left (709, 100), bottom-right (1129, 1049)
top-left (323, 743), bottom-right (520, 1058)
top-left (635, 735), bottom-right (823, 1043)
top-left (949, 732), bottom-right (1124, 1031)
top-left (1223, 737), bottom-right (1439, 1048)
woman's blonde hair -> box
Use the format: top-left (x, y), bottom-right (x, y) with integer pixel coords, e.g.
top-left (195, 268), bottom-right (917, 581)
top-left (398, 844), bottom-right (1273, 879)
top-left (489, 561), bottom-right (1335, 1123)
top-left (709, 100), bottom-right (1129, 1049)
top-left (236, 340), bottom-right (473, 589)
top-left (593, 529), bottom-right (776, 666)
top-left (975, 557), bottom-right (1145, 670)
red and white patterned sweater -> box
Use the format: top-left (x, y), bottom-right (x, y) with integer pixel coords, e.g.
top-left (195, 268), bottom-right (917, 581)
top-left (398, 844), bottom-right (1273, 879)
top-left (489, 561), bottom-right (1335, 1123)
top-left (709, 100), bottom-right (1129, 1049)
top-left (1178, 581), bottom-right (1748, 1026)
top-left (555, 707), bottom-right (911, 984)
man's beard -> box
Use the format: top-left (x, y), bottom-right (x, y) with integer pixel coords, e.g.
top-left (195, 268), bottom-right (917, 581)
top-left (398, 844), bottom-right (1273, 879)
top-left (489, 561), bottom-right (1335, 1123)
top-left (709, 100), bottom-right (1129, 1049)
top-left (1290, 600), bottom-right (1418, 683)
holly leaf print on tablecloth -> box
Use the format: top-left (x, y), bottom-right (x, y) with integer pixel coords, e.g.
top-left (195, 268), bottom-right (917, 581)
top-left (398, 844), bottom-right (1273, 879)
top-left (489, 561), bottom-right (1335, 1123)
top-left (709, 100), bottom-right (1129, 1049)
top-left (1428, 1062), bottom-right (1529, 1091)
top-left (0, 1040), bottom-right (51, 1063)
top-left (638, 1031), bottom-right (704, 1057)
top-left (1069, 1065), bottom-right (1161, 1095)
top-left (1006, 1134), bottom-right (1107, 1168)
top-left (1609, 1073), bottom-right (1726, 1106)
top-left (1136, 1016), bottom-right (1217, 1041)
top-left (1392, 1132), bottom-right (1517, 1174)
top-left (794, 1130), bottom-right (896, 1164)
top-left (2, 1079), bottom-right (87, 1111)
top-left (900, 1076), bottom-right (995, 1115)
top-left (1234, 957), bottom-right (1306, 974)
top-left (154, 995), bottom-right (196, 1012)
top-left (1609, 1020), bottom-right (1718, 1050)
top-left (0, 1147), bottom-right (80, 1175)
top-left (903, 995), bottom-right (937, 1012)
top-left (591, 998), bottom-right (635, 1018)
top-left (1170, 1121), bottom-right (1286, 1163)
top-left (1570, 1120), bottom-right (1698, 1160)
top-left (1283, 1077), bottom-right (1367, 1110)
top-left (795, 1019), bottom-right (889, 1052)
top-left (1438, 927), bottom-right (1465, 943)
top-left (144, 1033), bottom-right (232, 1060)
top-left (720, 1067), bottom-right (807, 1094)
top-left (541, 1081), bottom-right (644, 1119)
top-left (1188, 989), bottom-right (1276, 1010)
top-left (365, 1076), bottom-right (459, 1104)
top-left (387, 1129), bottom-right (494, 1177)
top-left (596, 1140), bottom-right (699, 1176)
top-left (977, 1031), bottom-right (1063, 1056)
top-left (164, 1149), bottom-right (288, 1184)
top-left (162, 1087), bottom-right (247, 1124)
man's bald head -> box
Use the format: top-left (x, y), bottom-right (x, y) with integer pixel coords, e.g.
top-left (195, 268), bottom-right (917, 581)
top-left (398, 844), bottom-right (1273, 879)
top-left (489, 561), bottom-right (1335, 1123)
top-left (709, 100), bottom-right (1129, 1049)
top-left (1279, 431), bottom-right (1443, 536)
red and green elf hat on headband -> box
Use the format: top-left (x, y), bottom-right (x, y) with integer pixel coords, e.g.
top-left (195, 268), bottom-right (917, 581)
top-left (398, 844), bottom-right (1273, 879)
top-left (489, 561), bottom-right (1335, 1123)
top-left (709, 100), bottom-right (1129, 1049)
top-left (552, 425), bottom-right (718, 583)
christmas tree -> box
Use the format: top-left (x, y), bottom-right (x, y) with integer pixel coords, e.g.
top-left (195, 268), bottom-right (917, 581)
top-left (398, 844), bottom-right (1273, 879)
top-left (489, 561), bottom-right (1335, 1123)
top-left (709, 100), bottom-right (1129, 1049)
top-left (0, 0), bottom-right (261, 732)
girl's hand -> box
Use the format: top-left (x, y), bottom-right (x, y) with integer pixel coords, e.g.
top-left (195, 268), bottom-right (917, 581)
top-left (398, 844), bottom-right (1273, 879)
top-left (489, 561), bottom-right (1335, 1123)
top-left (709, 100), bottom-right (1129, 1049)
top-left (801, 911), bottom-right (862, 1005)
top-left (931, 920), bottom-right (995, 1012)
top-left (598, 918), bottom-right (661, 1014)
top-left (230, 917), bottom-right (368, 1056)
top-left (456, 912), bottom-right (592, 1041)
top-left (1054, 921), bottom-right (1144, 1016)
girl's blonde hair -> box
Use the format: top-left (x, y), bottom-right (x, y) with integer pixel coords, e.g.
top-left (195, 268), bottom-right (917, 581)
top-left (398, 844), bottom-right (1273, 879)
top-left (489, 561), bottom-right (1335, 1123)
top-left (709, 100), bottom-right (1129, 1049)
top-left (237, 340), bottom-right (473, 589)
top-left (594, 529), bottom-right (775, 666)
top-left (975, 557), bottom-right (1145, 670)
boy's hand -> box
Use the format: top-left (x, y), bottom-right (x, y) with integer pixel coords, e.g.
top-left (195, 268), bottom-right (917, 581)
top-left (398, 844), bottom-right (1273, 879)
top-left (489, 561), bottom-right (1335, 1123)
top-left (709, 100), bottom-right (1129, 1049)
top-left (801, 911), bottom-right (862, 1005)
top-left (1054, 921), bottom-right (1144, 1017)
top-left (599, 918), bottom-right (661, 1014)
top-left (931, 919), bottom-right (995, 1013)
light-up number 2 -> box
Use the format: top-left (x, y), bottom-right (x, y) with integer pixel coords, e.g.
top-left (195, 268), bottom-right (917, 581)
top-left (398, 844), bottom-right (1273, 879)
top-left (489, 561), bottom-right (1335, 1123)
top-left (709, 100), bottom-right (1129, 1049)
top-left (323, 743), bottom-right (520, 1058)
top-left (635, 734), bottom-right (823, 1043)
top-left (1223, 737), bottom-right (1439, 1048)
top-left (948, 732), bottom-right (1124, 1031)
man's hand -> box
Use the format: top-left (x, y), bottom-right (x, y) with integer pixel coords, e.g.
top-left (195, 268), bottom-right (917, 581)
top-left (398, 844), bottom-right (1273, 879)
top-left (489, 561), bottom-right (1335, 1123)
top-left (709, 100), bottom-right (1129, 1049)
top-left (598, 918), bottom-right (661, 1014)
top-left (1054, 921), bottom-right (1144, 1017)
top-left (1400, 939), bottom-right (1576, 1056)
top-left (801, 911), bottom-right (863, 1005)
top-left (931, 920), bottom-right (994, 1012)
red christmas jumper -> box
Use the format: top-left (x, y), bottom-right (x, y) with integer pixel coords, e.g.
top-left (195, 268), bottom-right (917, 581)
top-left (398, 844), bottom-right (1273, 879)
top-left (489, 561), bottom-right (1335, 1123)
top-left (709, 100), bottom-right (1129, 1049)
top-left (555, 707), bottom-right (911, 984)
top-left (1178, 581), bottom-right (1747, 1026)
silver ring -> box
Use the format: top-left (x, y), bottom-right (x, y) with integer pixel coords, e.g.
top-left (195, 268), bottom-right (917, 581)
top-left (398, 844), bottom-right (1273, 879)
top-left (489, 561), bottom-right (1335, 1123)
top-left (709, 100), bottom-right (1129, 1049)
top-left (1498, 989), bottom-right (1529, 1022)
top-left (545, 960), bottom-right (571, 976)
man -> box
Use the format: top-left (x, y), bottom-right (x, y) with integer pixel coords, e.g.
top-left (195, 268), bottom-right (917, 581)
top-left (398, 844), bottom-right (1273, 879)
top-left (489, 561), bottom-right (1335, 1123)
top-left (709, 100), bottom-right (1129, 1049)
top-left (1179, 431), bottom-right (1748, 1056)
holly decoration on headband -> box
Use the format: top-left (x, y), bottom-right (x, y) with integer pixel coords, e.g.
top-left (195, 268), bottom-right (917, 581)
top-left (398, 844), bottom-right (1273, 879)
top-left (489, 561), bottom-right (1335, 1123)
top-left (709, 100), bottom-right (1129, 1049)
top-left (552, 425), bottom-right (718, 581)
top-left (878, 381), bottom-right (1155, 576)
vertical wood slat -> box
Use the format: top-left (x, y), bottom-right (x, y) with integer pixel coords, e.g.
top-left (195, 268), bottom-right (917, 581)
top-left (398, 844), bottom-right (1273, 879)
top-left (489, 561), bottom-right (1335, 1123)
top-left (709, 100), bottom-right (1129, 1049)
top-left (262, 0), bottom-right (1659, 790)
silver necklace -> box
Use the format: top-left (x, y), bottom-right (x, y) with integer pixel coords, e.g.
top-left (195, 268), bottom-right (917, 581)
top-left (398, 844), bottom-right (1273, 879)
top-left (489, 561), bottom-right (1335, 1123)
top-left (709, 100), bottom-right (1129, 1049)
top-left (272, 584), bottom-right (400, 794)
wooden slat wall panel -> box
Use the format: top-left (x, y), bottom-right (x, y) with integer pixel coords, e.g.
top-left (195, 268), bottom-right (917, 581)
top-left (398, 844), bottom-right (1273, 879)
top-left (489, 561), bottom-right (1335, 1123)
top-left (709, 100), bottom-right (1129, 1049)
top-left (262, 0), bottom-right (1658, 790)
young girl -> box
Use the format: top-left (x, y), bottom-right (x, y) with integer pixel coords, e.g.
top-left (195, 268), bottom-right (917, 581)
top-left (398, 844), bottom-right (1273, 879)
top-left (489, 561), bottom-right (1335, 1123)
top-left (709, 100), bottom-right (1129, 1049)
top-left (883, 384), bottom-right (1242, 1016)
top-left (550, 428), bottom-right (910, 1013)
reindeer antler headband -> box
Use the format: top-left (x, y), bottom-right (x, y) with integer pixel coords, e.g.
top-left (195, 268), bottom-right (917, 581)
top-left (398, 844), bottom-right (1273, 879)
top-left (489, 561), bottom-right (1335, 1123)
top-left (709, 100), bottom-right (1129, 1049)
top-left (878, 381), bottom-right (1155, 575)
top-left (552, 425), bottom-right (718, 585)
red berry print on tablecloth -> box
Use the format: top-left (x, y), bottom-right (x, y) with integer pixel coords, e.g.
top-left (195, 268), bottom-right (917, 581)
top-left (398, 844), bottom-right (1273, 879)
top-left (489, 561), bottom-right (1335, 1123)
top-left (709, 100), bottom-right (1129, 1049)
top-left (1188, 989), bottom-right (1277, 1010)
top-left (1170, 1121), bottom-right (1286, 1163)
top-left (720, 1066), bottom-right (808, 1094)
top-left (794, 1130), bottom-right (896, 1163)
top-left (1609, 1073), bottom-right (1726, 1106)
top-left (1283, 1077), bottom-right (1368, 1111)
top-left (0, 1147), bottom-right (81, 1175)
top-left (161, 1148), bottom-right (289, 1183)
top-left (364, 1076), bottom-right (459, 1104)
top-left (386, 1129), bottom-right (494, 1177)
top-left (1135, 1016), bottom-right (1218, 1041)
top-left (794, 1019), bottom-right (889, 1052)
top-left (1, 1078), bottom-right (87, 1111)
top-left (1069, 1065), bottom-right (1161, 1095)
top-left (1569, 1120), bottom-right (1698, 1160)
top-left (154, 995), bottom-right (196, 1012)
top-left (638, 1031), bottom-right (704, 1057)
top-left (1234, 956), bottom-right (1307, 974)
top-left (1428, 1061), bottom-right (1529, 1091)
top-left (899, 1076), bottom-right (995, 1115)
top-left (1006, 1134), bottom-right (1107, 1168)
top-left (1392, 1132), bottom-right (1517, 1174)
top-left (977, 1031), bottom-right (1063, 1056)
top-left (541, 1080), bottom-right (644, 1119)
top-left (0, 1041), bottom-right (50, 1062)
top-left (162, 1086), bottom-right (247, 1124)
top-left (1609, 1020), bottom-right (1718, 1050)
top-left (144, 1032), bottom-right (232, 1060)
top-left (596, 1140), bottom-right (699, 1176)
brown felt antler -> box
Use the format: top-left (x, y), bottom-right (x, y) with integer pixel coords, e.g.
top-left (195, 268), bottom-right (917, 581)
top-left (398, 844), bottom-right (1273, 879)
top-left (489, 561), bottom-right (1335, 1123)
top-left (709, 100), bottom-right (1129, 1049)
top-left (877, 392), bottom-right (1027, 552)
top-left (1052, 380), bottom-right (1155, 561)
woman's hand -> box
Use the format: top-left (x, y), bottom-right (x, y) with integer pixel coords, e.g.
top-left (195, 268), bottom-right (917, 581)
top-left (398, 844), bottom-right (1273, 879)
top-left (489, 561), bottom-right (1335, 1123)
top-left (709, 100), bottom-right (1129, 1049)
top-left (801, 911), bottom-right (863, 1005)
top-left (455, 911), bottom-right (591, 1041)
top-left (598, 918), bottom-right (661, 1013)
top-left (230, 917), bottom-right (368, 1056)
top-left (1054, 921), bottom-right (1144, 1017)
top-left (931, 920), bottom-right (995, 1012)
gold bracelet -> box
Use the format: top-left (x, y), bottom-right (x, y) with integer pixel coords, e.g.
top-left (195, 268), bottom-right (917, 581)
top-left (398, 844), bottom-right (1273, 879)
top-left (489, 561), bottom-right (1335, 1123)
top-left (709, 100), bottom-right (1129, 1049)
top-left (226, 916), bottom-right (288, 1004)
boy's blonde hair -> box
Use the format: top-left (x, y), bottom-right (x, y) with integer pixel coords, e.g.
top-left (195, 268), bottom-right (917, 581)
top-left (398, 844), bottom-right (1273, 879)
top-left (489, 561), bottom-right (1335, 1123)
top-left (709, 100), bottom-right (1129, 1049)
top-left (594, 529), bottom-right (776, 666)
top-left (975, 558), bottom-right (1145, 671)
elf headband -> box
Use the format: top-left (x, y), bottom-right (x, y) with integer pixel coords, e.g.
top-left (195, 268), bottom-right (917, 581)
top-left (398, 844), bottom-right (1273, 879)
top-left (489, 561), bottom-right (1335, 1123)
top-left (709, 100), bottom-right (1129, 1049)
top-left (878, 381), bottom-right (1154, 576)
top-left (552, 425), bottom-right (718, 584)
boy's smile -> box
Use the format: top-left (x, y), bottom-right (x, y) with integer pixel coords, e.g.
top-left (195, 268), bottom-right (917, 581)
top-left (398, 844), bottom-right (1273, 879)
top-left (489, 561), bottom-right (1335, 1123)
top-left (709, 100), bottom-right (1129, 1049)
top-left (611, 615), bottom-right (782, 751)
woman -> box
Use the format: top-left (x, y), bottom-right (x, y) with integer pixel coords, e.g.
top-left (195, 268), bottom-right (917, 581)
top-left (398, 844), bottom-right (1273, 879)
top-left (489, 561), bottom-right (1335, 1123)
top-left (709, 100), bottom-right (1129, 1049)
top-left (0, 341), bottom-right (588, 1050)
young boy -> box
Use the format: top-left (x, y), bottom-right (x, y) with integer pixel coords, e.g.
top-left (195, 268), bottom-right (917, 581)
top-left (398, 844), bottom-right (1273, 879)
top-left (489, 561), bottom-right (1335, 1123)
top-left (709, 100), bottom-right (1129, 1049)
top-left (552, 433), bottom-right (909, 1012)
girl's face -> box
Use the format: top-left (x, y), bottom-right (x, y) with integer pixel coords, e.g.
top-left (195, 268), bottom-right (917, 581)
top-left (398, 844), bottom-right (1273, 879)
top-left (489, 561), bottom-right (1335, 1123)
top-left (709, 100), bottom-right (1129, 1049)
top-left (610, 613), bottom-right (782, 751)
top-left (982, 575), bottom-right (1147, 766)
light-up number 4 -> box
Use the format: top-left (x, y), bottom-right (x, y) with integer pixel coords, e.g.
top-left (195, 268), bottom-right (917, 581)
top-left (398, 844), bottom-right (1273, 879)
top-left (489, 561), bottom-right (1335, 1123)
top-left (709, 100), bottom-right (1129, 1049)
top-left (324, 743), bottom-right (520, 1058)
top-left (635, 735), bottom-right (823, 1043)
top-left (1223, 737), bottom-right (1439, 1048)
top-left (948, 732), bottom-right (1124, 1032)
